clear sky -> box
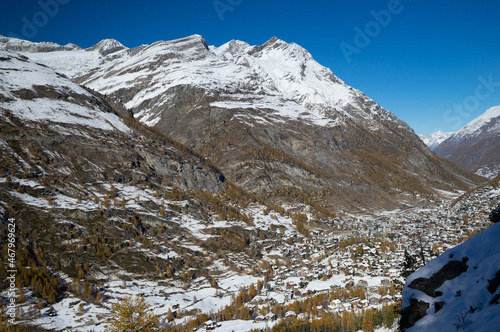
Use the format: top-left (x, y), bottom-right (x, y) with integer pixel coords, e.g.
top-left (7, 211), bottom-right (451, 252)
top-left (1, 0), bottom-right (499, 134)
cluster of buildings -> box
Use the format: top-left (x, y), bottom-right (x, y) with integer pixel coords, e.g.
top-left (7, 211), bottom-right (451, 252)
top-left (242, 185), bottom-right (499, 317)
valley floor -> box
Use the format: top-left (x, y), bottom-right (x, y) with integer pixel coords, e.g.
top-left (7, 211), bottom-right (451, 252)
top-left (4, 180), bottom-right (498, 332)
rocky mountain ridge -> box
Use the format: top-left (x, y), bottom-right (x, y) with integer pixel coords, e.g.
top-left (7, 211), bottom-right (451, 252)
top-left (0, 49), bottom-right (291, 330)
top-left (0, 34), bottom-right (484, 211)
top-left (434, 106), bottom-right (500, 179)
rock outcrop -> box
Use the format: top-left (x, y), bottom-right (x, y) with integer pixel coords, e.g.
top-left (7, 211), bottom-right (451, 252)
top-left (401, 222), bottom-right (500, 331)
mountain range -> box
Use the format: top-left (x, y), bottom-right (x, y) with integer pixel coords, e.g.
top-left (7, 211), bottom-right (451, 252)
top-left (0, 34), bottom-right (482, 211)
top-left (418, 131), bottom-right (454, 151)
top-left (0, 34), bottom-right (496, 332)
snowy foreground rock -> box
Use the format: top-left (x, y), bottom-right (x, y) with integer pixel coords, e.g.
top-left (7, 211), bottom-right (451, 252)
top-left (401, 222), bottom-right (500, 331)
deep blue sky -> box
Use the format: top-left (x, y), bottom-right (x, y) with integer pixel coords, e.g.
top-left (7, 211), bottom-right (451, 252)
top-left (1, 0), bottom-right (500, 134)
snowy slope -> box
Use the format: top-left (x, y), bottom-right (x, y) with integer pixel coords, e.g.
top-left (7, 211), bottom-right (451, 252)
top-left (434, 106), bottom-right (500, 178)
top-left (450, 106), bottom-right (500, 140)
top-left (418, 131), bottom-right (454, 151)
top-left (0, 49), bottom-right (129, 132)
top-left (0, 35), bottom-right (129, 77)
top-left (0, 34), bottom-right (481, 205)
top-left (401, 221), bottom-right (500, 331)
top-left (2, 34), bottom-right (406, 130)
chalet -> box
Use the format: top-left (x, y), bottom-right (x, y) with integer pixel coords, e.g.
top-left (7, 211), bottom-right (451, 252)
top-left (349, 297), bottom-right (360, 306)
top-left (357, 279), bottom-right (368, 288)
top-left (381, 278), bottom-right (391, 286)
top-left (298, 313), bottom-right (308, 320)
top-left (265, 312), bottom-right (278, 321)
top-left (381, 295), bottom-right (392, 304)
top-left (368, 293), bottom-right (382, 305)
top-left (342, 303), bottom-right (352, 311)
top-left (345, 280), bottom-right (355, 289)
top-left (203, 320), bottom-right (217, 330)
top-left (357, 299), bottom-right (369, 308)
top-left (330, 299), bottom-right (342, 309)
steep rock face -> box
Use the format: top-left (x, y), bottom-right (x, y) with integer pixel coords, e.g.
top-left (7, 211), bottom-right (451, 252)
top-left (435, 106), bottom-right (500, 178)
top-left (0, 49), bottom-right (225, 193)
top-left (1, 35), bottom-right (483, 209)
top-left (401, 222), bottom-right (500, 331)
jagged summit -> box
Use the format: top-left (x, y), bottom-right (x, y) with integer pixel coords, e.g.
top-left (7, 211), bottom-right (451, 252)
top-left (86, 38), bottom-right (127, 56)
top-left (147, 34), bottom-right (210, 53)
top-left (258, 36), bottom-right (288, 49)
top-left (452, 105), bottom-right (500, 140)
top-left (3, 34), bottom-right (482, 209)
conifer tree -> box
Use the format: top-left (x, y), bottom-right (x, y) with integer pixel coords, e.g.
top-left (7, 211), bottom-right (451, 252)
top-left (108, 296), bottom-right (159, 332)
top-left (248, 283), bottom-right (257, 299)
top-left (166, 308), bottom-right (174, 322)
top-left (401, 250), bottom-right (418, 279)
top-left (362, 309), bottom-right (374, 332)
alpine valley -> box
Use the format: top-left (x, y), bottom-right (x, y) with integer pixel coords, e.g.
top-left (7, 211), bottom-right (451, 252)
top-left (0, 35), bottom-right (497, 332)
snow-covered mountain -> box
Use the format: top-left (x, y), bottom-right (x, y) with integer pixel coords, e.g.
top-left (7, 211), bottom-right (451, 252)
top-left (434, 106), bottom-right (500, 178)
top-left (418, 131), bottom-right (454, 151)
top-left (0, 49), bottom-right (129, 132)
top-left (1, 35), bottom-right (400, 128)
top-left (0, 34), bottom-right (482, 209)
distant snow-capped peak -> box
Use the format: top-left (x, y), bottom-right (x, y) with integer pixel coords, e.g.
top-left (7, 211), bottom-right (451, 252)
top-left (418, 131), bottom-right (455, 150)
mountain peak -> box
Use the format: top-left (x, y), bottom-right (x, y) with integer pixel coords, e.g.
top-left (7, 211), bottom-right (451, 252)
top-left (434, 105), bottom-right (500, 178)
top-left (455, 105), bottom-right (500, 139)
top-left (86, 38), bottom-right (127, 56)
top-left (418, 131), bottom-right (454, 151)
top-left (174, 34), bottom-right (209, 50)
top-left (263, 36), bottom-right (286, 46)
top-left (256, 36), bottom-right (289, 52)
top-left (148, 34), bottom-right (210, 55)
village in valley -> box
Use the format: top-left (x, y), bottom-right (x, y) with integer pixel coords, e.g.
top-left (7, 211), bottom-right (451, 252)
top-left (127, 185), bottom-right (498, 332)
top-left (4, 165), bottom-right (498, 332)
top-left (232, 187), bottom-right (497, 322)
